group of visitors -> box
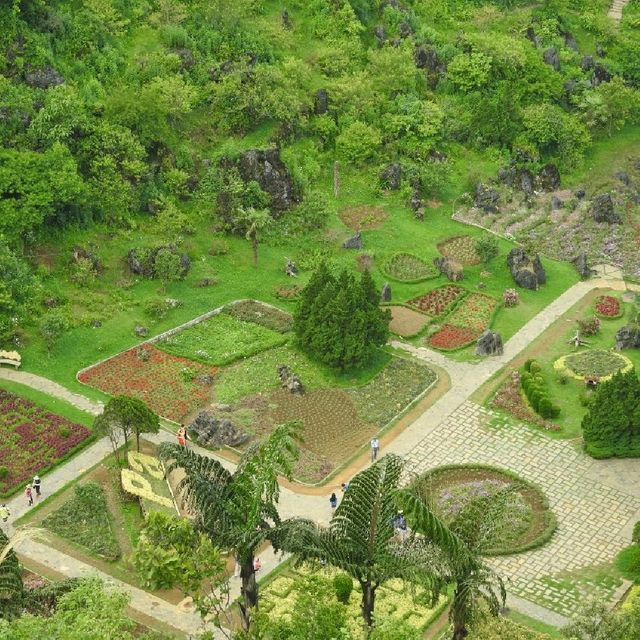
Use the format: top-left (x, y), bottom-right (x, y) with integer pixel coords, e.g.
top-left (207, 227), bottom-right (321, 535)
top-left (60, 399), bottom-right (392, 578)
top-left (0, 474), bottom-right (42, 527)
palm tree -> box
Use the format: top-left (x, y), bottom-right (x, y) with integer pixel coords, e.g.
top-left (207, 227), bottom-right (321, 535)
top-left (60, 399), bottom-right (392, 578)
top-left (241, 207), bottom-right (272, 267)
top-left (159, 421), bottom-right (300, 633)
top-left (281, 454), bottom-right (467, 633)
top-left (427, 488), bottom-right (509, 640)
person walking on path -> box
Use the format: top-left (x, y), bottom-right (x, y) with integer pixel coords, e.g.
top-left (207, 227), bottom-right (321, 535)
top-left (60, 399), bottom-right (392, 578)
top-left (329, 492), bottom-right (338, 511)
top-left (0, 504), bottom-right (9, 523)
top-left (177, 425), bottom-right (187, 447)
top-left (25, 484), bottom-right (33, 506)
top-left (33, 474), bottom-right (41, 497)
top-left (370, 437), bottom-right (380, 463)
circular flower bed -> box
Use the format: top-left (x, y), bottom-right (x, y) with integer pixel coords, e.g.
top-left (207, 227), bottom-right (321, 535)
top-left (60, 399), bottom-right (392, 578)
top-left (554, 349), bottom-right (633, 380)
top-left (437, 235), bottom-right (481, 266)
top-left (594, 295), bottom-right (622, 318)
top-left (413, 465), bottom-right (556, 555)
top-left (382, 253), bottom-right (437, 283)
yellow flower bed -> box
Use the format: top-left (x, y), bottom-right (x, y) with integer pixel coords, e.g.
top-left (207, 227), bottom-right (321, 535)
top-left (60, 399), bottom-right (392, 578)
top-left (121, 469), bottom-right (175, 510)
top-left (262, 564), bottom-right (447, 636)
top-left (127, 451), bottom-right (164, 479)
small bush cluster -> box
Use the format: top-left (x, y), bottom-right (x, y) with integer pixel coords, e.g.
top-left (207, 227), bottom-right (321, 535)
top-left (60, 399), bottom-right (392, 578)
top-left (577, 316), bottom-right (601, 336)
top-left (502, 288), bottom-right (519, 307)
top-left (521, 360), bottom-right (560, 419)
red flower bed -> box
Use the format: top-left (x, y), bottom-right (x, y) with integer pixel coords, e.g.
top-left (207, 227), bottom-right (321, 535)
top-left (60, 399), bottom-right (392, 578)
top-left (594, 295), bottom-right (620, 318)
top-left (427, 324), bottom-right (479, 350)
top-left (0, 390), bottom-right (91, 495)
top-left (78, 345), bottom-right (217, 422)
top-left (407, 285), bottom-right (465, 317)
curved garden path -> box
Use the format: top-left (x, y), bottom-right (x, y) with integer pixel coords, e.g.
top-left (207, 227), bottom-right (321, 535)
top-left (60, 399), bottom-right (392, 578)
top-left (2, 273), bottom-right (640, 636)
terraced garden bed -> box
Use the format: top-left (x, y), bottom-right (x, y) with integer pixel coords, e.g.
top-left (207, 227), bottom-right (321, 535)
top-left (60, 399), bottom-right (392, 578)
top-left (407, 284), bottom-right (466, 317)
top-left (78, 345), bottom-right (217, 422)
top-left (426, 293), bottom-right (499, 350)
top-left (382, 252), bottom-right (438, 283)
top-left (387, 306), bottom-right (431, 337)
top-left (437, 235), bottom-right (481, 265)
top-left (0, 389), bottom-right (92, 496)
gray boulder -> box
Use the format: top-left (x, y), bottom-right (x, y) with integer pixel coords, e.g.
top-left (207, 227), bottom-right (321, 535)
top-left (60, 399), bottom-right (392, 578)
top-left (615, 325), bottom-right (640, 350)
top-left (134, 325), bottom-right (149, 337)
top-left (314, 89), bottom-right (329, 115)
top-left (25, 66), bottom-right (64, 89)
top-left (575, 188), bottom-right (586, 199)
top-left (543, 47), bottom-right (560, 71)
top-left (277, 364), bottom-right (304, 395)
top-left (343, 231), bottom-right (363, 250)
top-left (414, 44), bottom-right (443, 74)
top-left (572, 252), bottom-right (595, 280)
top-left (615, 170), bottom-right (630, 186)
top-left (563, 31), bottom-right (578, 51)
top-left (581, 55), bottom-right (594, 71)
top-left (551, 196), bottom-right (563, 210)
top-left (507, 247), bottom-right (546, 290)
top-left (398, 20), bottom-right (413, 38)
top-left (381, 282), bottom-right (392, 302)
top-left (518, 169), bottom-right (535, 197)
top-left (537, 163), bottom-right (561, 191)
top-left (373, 25), bottom-right (386, 44)
top-left (525, 26), bottom-right (541, 48)
top-left (188, 411), bottom-right (250, 448)
top-left (237, 148), bottom-right (299, 214)
top-left (434, 257), bottom-right (464, 282)
top-left (589, 193), bottom-right (621, 224)
top-left (475, 330), bottom-right (504, 357)
top-left (475, 183), bottom-right (500, 213)
top-left (380, 163), bottom-right (402, 190)
top-left (596, 43), bottom-right (606, 57)
top-left (591, 63), bottom-right (611, 86)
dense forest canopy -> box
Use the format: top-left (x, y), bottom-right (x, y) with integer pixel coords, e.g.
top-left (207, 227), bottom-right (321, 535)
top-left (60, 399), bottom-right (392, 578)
top-left (0, 0), bottom-right (639, 343)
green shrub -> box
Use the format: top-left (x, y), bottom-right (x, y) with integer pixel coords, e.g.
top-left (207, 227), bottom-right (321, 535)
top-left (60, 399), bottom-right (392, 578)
top-left (633, 521), bottom-right (640, 544)
top-left (616, 545), bottom-right (640, 583)
top-left (579, 391), bottom-right (593, 407)
top-left (524, 359), bottom-right (535, 372)
top-left (521, 363), bottom-right (560, 420)
top-left (474, 233), bottom-right (499, 264)
top-left (0, 466), bottom-right (7, 480)
top-left (58, 425), bottom-right (71, 438)
top-left (333, 573), bottom-right (353, 604)
top-left (529, 361), bottom-right (542, 374)
top-left (209, 237), bottom-right (229, 256)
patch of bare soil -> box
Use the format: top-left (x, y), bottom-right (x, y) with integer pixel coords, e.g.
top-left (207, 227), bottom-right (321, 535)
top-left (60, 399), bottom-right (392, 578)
top-left (339, 205), bottom-right (387, 230)
top-left (388, 305), bottom-right (431, 337)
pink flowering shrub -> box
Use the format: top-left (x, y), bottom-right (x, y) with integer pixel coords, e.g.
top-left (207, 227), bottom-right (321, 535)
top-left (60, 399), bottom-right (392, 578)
top-left (503, 288), bottom-right (520, 307)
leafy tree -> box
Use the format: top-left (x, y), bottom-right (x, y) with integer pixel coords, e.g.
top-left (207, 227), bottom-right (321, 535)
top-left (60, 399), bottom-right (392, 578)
top-left (336, 121), bottom-right (383, 165)
top-left (562, 596), bottom-right (640, 640)
top-left (159, 421), bottom-right (301, 633)
top-left (39, 311), bottom-right (70, 354)
top-left (280, 454), bottom-right (466, 632)
top-left (95, 395), bottom-right (159, 452)
top-left (474, 234), bottom-right (499, 263)
top-left (0, 577), bottom-right (168, 639)
top-left (133, 512), bottom-right (225, 597)
top-left (577, 78), bottom-right (640, 136)
top-left (0, 527), bottom-right (23, 621)
top-left (581, 369), bottom-right (640, 458)
top-left (447, 52), bottom-right (493, 92)
top-left (0, 144), bottom-right (85, 240)
top-left (294, 267), bottom-right (390, 371)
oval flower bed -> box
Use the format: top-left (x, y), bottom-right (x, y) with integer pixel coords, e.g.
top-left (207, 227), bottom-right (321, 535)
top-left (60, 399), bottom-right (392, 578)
top-left (437, 235), bottom-right (481, 266)
top-left (554, 349), bottom-right (633, 381)
top-left (413, 464), bottom-right (556, 555)
top-left (407, 284), bottom-right (466, 317)
top-left (382, 253), bottom-right (438, 283)
top-left (594, 295), bottom-right (621, 318)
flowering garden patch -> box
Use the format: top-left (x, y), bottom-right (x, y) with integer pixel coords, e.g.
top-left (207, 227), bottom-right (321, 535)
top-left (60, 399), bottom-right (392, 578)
top-left (0, 390), bottom-right (91, 496)
top-left (407, 285), bottom-right (466, 317)
top-left (427, 293), bottom-right (499, 349)
top-left (594, 295), bottom-right (621, 318)
top-left (78, 345), bottom-right (217, 422)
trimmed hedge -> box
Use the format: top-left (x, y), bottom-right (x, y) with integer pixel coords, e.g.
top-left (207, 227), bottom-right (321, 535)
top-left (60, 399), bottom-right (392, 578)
top-left (521, 359), bottom-right (560, 419)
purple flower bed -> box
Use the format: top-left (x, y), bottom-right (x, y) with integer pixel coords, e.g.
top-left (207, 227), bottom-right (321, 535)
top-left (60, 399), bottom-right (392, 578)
top-left (0, 390), bottom-right (91, 496)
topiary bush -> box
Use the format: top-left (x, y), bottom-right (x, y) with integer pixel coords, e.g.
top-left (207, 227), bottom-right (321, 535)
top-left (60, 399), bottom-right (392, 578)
top-left (616, 544), bottom-right (640, 583)
top-left (503, 288), bottom-right (519, 307)
top-left (578, 316), bottom-right (601, 336)
top-left (0, 466), bottom-right (7, 480)
top-left (520, 361), bottom-right (560, 420)
top-left (333, 573), bottom-right (353, 604)
top-left (633, 521), bottom-right (640, 544)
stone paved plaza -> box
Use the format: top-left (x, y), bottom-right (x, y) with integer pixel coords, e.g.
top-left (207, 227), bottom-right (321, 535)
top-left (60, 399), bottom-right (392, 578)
top-left (404, 401), bottom-right (640, 615)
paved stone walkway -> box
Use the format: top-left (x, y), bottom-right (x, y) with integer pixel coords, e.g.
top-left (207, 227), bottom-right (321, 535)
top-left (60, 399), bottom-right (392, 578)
top-left (403, 401), bottom-right (640, 617)
top-left (608, 0), bottom-right (630, 21)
